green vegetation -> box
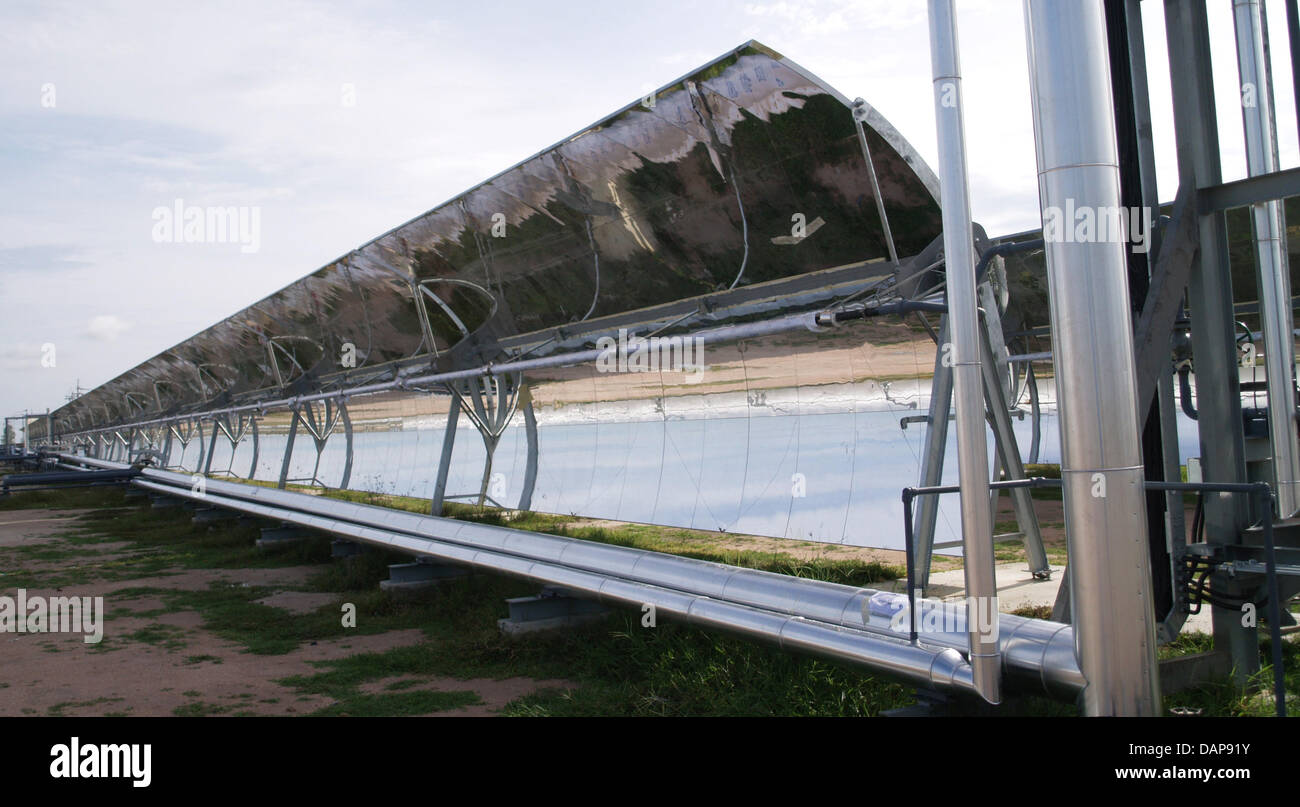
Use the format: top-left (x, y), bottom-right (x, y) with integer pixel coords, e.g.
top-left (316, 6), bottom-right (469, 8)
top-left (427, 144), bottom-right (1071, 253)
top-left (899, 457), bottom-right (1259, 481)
top-left (2, 483), bottom-right (1295, 717)
top-left (318, 488), bottom-right (904, 587)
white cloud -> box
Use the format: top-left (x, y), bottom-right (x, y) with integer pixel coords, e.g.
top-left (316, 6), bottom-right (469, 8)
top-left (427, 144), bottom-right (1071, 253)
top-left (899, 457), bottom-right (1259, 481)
top-left (85, 315), bottom-right (131, 341)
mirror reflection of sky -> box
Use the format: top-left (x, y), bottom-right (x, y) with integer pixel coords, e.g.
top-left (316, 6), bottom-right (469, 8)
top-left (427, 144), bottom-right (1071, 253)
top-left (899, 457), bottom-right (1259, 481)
top-left (185, 399), bottom-right (1205, 554)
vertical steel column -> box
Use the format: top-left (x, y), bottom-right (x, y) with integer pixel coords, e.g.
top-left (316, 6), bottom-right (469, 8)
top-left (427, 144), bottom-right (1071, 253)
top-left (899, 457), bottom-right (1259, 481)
top-left (247, 417), bottom-right (260, 479)
top-left (912, 316), bottom-right (953, 592)
top-left (1234, 0), bottom-right (1300, 516)
top-left (202, 418), bottom-right (219, 475)
top-left (430, 392), bottom-right (461, 515)
top-left (193, 420), bottom-right (206, 474)
top-left (1165, 0), bottom-right (1258, 680)
top-left (277, 408), bottom-right (299, 490)
top-left (1025, 0), bottom-right (1160, 715)
top-left (338, 402), bottom-right (354, 489)
top-left (928, 0), bottom-right (1001, 705)
top-left (978, 285), bottom-right (1049, 577)
top-left (518, 399), bottom-right (539, 511)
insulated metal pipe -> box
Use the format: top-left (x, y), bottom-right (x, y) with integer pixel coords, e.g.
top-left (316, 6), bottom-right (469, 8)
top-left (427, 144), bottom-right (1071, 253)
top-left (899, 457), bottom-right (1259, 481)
top-left (928, 0), bottom-right (1001, 705)
top-left (62, 452), bottom-right (1085, 697)
top-left (1233, 0), bottom-right (1300, 516)
top-left (1024, 0), bottom-right (1161, 715)
top-left (129, 478), bottom-right (980, 692)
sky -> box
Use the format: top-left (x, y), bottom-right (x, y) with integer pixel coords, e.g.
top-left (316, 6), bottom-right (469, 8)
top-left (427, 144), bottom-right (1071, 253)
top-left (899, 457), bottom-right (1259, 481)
top-left (1, 0), bottom-right (1296, 438)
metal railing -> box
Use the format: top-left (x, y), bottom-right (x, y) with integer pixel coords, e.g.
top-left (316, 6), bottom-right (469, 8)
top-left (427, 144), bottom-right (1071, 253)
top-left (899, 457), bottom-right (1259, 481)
top-left (902, 476), bottom-right (1288, 717)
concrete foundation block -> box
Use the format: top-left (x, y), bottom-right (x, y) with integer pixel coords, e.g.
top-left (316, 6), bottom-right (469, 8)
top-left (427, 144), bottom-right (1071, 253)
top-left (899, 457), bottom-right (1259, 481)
top-left (1159, 651), bottom-right (1233, 694)
top-left (379, 559), bottom-right (468, 594)
top-left (192, 507), bottom-right (235, 525)
top-left (331, 539), bottom-right (364, 558)
top-left (497, 586), bottom-right (609, 636)
top-left (256, 524), bottom-right (310, 550)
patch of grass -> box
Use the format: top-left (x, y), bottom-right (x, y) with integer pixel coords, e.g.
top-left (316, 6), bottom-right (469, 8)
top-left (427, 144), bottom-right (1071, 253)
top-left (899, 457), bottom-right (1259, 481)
top-left (173, 701), bottom-right (232, 717)
top-left (124, 623), bottom-right (188, 652)
top-left (183, 654), bottom-right (222, 666)
top-left (383, 679), bottom-right (421, 691)
top-left (1011, 604), bottom-right (1054, 620)
top-left (106, 580), bottom-right (473, 655)
top-left (0, 487), bottom-right (131, 511)
top-left (279, 590), bottom-right (915, 717)
top-left (1160, 633), bottom-right (1300, 717)
top-left (317, 491), bottom-right (904, 587)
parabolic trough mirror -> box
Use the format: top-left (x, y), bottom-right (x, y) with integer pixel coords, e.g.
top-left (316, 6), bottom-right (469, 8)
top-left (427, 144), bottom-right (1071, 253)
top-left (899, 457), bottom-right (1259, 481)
top-left (42, 39), bottom-right (1197, 553)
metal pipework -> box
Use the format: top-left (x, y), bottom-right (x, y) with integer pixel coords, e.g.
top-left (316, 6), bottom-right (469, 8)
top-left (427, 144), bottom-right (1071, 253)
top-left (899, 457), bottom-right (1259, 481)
top-left (1024, 0), bottom-right (1161, 715)
top-left (1233, 0), bottom-right (1300, 516)
top-left (129, 476), bottom-right (979, 692)
top-left (59, 310), bottom-right (824, 440)
top-left (62, 452), bottom-right (1086, 698)
top-left (928, 0), bottom-right (1001, 705)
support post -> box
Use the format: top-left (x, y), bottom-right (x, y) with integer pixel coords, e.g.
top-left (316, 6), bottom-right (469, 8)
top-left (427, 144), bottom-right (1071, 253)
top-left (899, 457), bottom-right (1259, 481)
top-left (928, 0), bottom-right (1000, 705)
top-left (1026, 0), bottom-right (1160, 715)
top-left (277, 407), bottom-right (299, 490)
top-left (912, 317), bottom-right (953, 592)
top-left (1234, 0), bottom-right (1300, 516)
top-left (1165, 0), bottom-right (1258, 682)
top-left (519, 398), bottom-right (539, 511)
top-left (431, 392), bottom-right (460, 515)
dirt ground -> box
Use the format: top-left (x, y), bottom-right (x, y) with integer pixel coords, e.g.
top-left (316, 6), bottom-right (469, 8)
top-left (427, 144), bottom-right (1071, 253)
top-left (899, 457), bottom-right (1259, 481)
top-left (0, 509), bottom-right (572, 717)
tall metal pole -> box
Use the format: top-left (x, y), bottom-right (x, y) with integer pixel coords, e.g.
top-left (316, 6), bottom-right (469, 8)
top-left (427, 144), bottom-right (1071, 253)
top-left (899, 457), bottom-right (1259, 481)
top-left (1024, 0), bottom-right (1160, 715)
top-left (1234, 0), bottom-right (1300, 516)
top-left (927, 0), bottom-right (1001, 705)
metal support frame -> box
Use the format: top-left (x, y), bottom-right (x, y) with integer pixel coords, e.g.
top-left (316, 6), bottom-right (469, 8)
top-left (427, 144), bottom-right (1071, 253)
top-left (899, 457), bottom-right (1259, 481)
top-left (446, 373), bottom-right (523, 508)
top-left (167, 420), bottom-right (202, 471)
top-left (207, 413), bottom-right (259, 479)
top-left (280, 400), bottom-right (353, 489)
top-left (903, 475), bottom-right (1287, 717)
top-left (1234, 0), bottom-right (1300, 517)
top-left (1165, 0), bottom-right (1259, 682)
top-left (852, 98), bottom-right (900, 265)
top-left (978, 304), bottom-right (1050, 578)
